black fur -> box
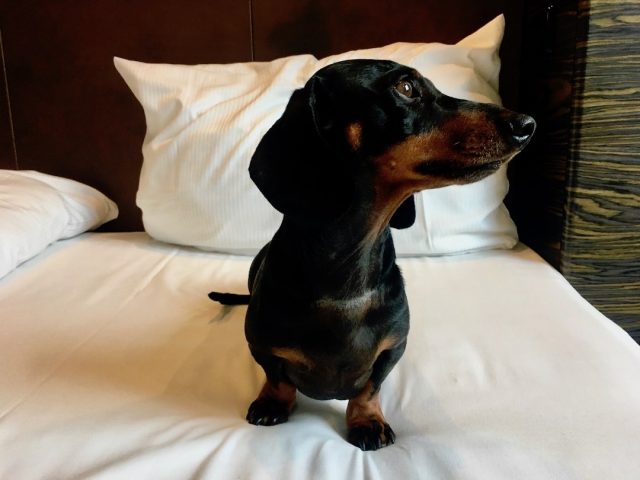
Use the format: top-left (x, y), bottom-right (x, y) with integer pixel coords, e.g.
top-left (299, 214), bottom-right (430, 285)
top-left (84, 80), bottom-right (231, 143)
top-left (209, 59), bottom-right (535, 450)
top-left (207, 292), bottom-right (251, 305)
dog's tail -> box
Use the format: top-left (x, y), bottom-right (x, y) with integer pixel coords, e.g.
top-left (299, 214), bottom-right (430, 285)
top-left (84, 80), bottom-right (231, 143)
top-left (208, 291), bottom-right (251, 305)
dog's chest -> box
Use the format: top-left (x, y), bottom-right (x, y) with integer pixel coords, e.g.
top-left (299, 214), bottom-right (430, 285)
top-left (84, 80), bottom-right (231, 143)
top-left (313, 289), bottom-right (377, 318)
top-left (301, 290), bottom-right (390, 358)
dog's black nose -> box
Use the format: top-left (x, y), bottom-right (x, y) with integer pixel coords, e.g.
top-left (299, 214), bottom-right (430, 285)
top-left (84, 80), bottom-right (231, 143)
top-left (506, 114), bottom-right (536, 148)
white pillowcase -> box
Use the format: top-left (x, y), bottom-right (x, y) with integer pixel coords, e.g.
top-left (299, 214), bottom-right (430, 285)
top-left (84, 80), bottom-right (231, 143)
top-left (115, 15), bottom-right (517, 256)
top-left (0, 170), bottom-right (118, 279)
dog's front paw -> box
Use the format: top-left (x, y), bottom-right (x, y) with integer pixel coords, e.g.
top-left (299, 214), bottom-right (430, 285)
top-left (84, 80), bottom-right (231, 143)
top-left (347, 421), bottom-right (396, 451)
top-left (246, 397), bottom-right (293, 426)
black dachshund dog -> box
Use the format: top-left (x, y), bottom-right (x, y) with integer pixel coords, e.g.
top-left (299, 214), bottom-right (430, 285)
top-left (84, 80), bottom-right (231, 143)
top-left (209, 59), bottom-right (535, 450)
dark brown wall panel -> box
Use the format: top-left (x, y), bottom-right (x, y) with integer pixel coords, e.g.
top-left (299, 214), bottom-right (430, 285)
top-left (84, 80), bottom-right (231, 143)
top-left (0, 0), bottom-right (251, 230)
top-left (0, 29), bottom-right (15, 169)
top-left (252, 0), bottom-right (524, 109)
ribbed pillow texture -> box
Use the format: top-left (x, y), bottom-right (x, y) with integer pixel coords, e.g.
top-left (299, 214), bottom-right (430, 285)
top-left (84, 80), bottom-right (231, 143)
top-left (115, 15), bottom-right (518, 256)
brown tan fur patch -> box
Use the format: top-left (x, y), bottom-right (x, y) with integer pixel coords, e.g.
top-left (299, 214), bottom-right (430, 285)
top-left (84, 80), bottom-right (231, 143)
top-left (367, 110), bottom-right (502, 240)
top-left (367, 131), bottom-right (447, 240)
top-left (257, 379), bottom-right (297, 412)
top-left (375, 335), bottom-right (398, 359)
top-left (374, 131), bottom-right (445, 188)
top-left (346, 380), bottom-right (386, 429)
top-left (346, 122), bottom-right (363, 151)
top-left (373, 110), bottom-right (501, 189)
top-left (271, 347), bottom-right (315, 370)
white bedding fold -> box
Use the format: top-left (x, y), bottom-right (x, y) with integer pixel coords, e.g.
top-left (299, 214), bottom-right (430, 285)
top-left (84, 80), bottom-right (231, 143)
top-left (1, 233), bottom-right (639, 479)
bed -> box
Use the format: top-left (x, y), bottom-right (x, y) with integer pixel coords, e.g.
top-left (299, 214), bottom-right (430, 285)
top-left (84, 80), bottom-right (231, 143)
top-left (1, 1), bottom-right (640, 479)
top-left (2, 232), bottom-right (639, 479)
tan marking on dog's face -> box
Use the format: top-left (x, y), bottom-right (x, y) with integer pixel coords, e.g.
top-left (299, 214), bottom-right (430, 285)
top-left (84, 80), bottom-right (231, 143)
top-left (272, 347), bottom-right (315, 370)
top-left (366, 110), bottom-right (511, 239)
top-left (374, 110), bottom-right (507, 190)
top-left (346, 122), bottom-right (363, 151)
top-left (374, 130), bottom-right (444, 190)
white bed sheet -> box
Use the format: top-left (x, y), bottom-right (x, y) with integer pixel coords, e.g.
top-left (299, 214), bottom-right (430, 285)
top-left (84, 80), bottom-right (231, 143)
top-left (1, 232), bottom-right (639, 480)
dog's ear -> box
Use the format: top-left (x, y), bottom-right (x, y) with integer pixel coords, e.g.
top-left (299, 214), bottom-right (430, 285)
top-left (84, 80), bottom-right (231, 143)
top-left (390, 195), bottom-right (416, 229)
top-left (307, 76), bottom-right (337, 144)
top-left (249, 76), bottom-right (353, 222)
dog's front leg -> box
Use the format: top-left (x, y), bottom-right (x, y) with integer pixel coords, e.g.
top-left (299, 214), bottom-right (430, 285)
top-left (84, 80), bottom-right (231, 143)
top-left (346, 381), bottom-right (395, 450)
top-left (246, 347), bottom-right (297, 426)
top-left (346, 342), bottom-right (406, 450)
top-left (246, 378), bottom-right (297, 426)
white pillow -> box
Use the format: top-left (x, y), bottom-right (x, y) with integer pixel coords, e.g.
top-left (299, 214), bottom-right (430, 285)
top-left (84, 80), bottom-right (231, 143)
top-left (0, 170), bottom-right (118, 279)
top-left (115, 15), bottom-right (517, 256)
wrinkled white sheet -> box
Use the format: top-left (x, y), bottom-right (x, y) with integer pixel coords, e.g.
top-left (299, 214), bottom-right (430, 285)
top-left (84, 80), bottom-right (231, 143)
top-left (1, 233), bottom-right (639, 480)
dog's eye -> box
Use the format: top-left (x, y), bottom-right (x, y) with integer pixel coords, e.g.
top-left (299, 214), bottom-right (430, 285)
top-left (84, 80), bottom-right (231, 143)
top-left (395, 80), bottom-right (415, 98)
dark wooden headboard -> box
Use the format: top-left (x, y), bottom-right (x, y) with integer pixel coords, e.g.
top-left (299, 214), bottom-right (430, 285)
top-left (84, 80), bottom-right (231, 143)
top-left (0, 0), bottom-right (524, 231)
top-left (2, 1), bottom-right (638, 339)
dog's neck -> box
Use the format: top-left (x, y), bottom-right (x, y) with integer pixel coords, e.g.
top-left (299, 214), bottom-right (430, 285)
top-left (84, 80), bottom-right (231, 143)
top-left (274, 179), bottom-right (408, 298)
top-left (366, 185), bottom-right (413, 242)
top-left (329, 171), bottom-right (412, 249)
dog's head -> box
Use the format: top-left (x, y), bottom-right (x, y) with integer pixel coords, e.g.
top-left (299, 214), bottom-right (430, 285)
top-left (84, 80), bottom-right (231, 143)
top-left (250, 59), bottom-right (535, 228)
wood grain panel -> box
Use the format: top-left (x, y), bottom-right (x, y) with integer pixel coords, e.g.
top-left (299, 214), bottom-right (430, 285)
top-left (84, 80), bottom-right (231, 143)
top-left (0, 0), bottom-right (252, 230)
top-left (563, 0), bottom-right (640, 339)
